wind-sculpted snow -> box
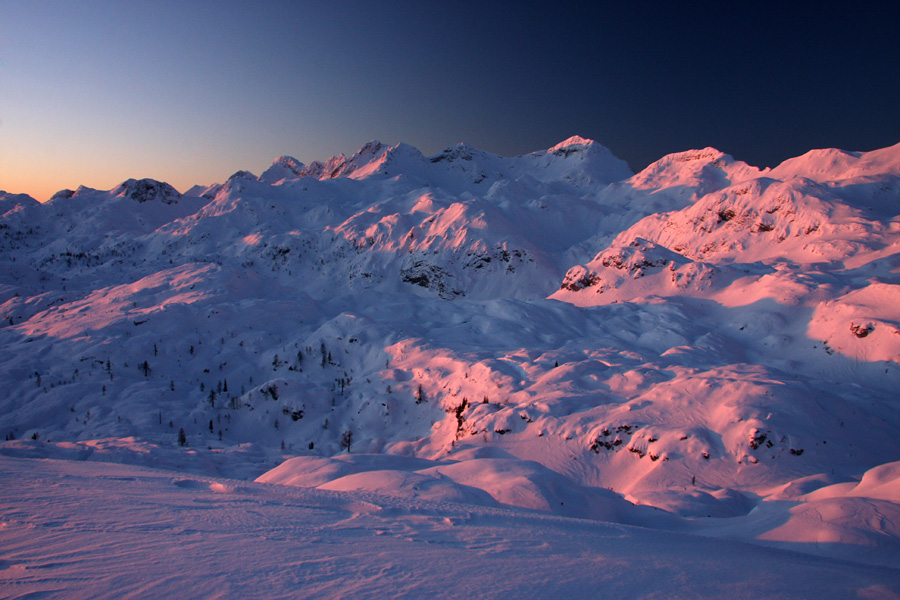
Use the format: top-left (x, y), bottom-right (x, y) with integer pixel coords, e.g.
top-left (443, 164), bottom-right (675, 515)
top-left (4, 457), bottom-right (898, 599)
top-left (1, 137), bottom-right (900, 593)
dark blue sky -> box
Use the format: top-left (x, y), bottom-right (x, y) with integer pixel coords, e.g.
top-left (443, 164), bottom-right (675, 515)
top-left (3, 1), bottom-right (898, 200)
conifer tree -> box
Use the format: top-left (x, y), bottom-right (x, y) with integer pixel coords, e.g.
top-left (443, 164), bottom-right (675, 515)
top-left (340, 430), bottom-right (353, 453)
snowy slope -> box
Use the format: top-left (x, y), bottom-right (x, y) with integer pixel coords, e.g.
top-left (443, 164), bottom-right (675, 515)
top-left (0, 458), bottom-right (900, 599)
top-left (2, 137), bottom-right (900, 592)
top-left (2, 456), bottom-right (898, 599)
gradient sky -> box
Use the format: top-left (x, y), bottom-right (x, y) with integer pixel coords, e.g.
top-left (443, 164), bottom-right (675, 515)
top-left (2, 1), bottom-right (899, 201)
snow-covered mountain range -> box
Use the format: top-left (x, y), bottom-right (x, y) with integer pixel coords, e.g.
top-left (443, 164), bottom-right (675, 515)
top-left (2, 136), bottom-right (900, 593)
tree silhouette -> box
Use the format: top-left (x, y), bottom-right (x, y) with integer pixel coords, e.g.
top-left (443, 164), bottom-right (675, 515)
top-left (340, 430), bottom-right (353, 453)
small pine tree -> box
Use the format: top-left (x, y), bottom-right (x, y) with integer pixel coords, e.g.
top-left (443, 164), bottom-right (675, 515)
top-left (415, 384), bottom-right (426, 404)
top-left (340, 430), bottom-right (353, 453)
top-left (177, 428), bottom-right (187, 447)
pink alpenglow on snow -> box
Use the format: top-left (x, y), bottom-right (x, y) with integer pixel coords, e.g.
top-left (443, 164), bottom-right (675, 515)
top-left (2, 137), bottom-right (900, 597)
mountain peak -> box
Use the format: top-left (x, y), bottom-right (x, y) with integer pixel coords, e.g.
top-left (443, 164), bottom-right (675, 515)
top-left (49, 189), bottom-right (76, 201)
top-left (353, 140), bottom-right (385, 157)
top-left (429, 142), bottom-right (498, 165)
top-left (627, 147), bottom-right (763, 198)
top-left (768, 147), bottom-right (879, 181)
top-left (665, 147), bottom-right (729, 164)
top-left (0, 191), bottom-right (40, 212)
top-left (227, 170), bottom-right (258, 182)
top-left (548, 135), bottom-right (595, 154)
top-left (260, 156), bottom-right (305, 184)
top-left (113, 178), bottom-right (182, 204)
top-left (272, 155), bottom-right (304, 170)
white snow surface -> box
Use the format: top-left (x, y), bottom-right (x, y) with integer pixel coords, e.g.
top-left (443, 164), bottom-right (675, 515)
top-left (3, 456), bottom-right (899, 599)
top-left (1, 137), bottom-right (900, 597)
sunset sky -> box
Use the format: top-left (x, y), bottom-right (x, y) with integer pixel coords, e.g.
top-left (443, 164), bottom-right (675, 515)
top-left (3, 1), bottom-right (899, 201)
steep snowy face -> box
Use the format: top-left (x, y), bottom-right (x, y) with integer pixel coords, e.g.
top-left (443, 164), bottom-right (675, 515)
top-left (606, 177), bottom-right (858, 263)
top-left (309, 140), bottom-right (389, 180)
top-left (328, 191), bottom-right (553, 299)
top-left (259, 156), bottom-right (305, 184)
top-left (297, 160), bottom-right (325, 179)
top-left (346, 142), bottom-right (427, 180)
top-left (548, 134), bottom-right (595, 154)
top-left (291, 141), bottom-right (429, 182)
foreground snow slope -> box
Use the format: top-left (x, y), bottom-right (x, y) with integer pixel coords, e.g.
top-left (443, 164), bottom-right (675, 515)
top-left (2, 456), bottom-right (898, 600)
top-left (1, 137), bottom-right (899, 591)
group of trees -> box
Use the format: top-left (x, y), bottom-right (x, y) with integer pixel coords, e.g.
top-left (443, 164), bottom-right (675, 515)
top-left (161, 337), bottom-right (380, 454)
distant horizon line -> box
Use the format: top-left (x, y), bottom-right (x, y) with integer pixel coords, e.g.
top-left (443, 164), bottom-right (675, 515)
top-left (8, 136), bottom-right (899, 204)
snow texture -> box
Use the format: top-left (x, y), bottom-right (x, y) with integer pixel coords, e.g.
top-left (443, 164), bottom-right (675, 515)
top-left (1, 137), bottom-right (900, 597)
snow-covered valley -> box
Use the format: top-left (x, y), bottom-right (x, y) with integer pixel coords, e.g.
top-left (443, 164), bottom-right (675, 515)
top-left (2, 136), bottom-right (899, 597)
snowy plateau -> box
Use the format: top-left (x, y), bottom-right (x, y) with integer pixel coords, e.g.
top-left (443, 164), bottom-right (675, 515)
top-left (1, 136), bottom-right (900, 598)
